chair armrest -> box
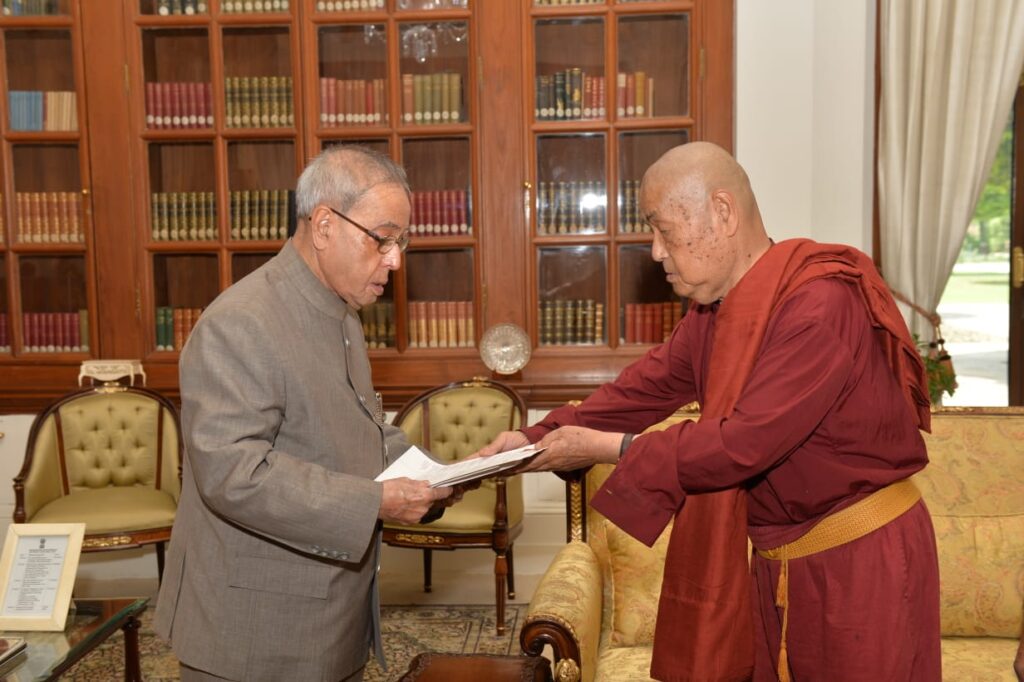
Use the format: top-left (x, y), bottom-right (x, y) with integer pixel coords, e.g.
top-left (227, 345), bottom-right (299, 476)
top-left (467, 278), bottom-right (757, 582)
top-left (520, 541), bottom-right (602, 682)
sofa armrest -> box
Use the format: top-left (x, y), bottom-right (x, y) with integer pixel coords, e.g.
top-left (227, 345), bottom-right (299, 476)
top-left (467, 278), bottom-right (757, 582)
top-left (520, 541), bottom-right (602, 682)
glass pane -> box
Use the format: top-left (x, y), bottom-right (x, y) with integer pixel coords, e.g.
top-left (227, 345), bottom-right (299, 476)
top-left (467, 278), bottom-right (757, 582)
top-left (223, 28), bottom-right (293, 129)
top-left (399, 21), bottom-right (469, 125)
top-left (2, 0), bottom-right (70, 15)
top-left (12, 145), bottom-right (83, 244)
top-left (536, 133), bottom-right (606, 235)
top-left (228, 141), bottom-right (295, 241)
top-left (148, 143), bottom-right (216, 242)
top-left (0, 255), bottom-right (9, 353)
top-left (153, 254), bottom-right (218, 352)
top-left (322, 138), bottom-right (389, 156)
top-left (619, 244), bottom-right (684, 344)
top-left (534, 18), bottom-right (604, 122)
top-left (4, 30), bottom-right (77, 132)
top-left (617, 129), bottom-right (688, 234)
top-left (220, 0), bottom-right (288, 14)
top-left (358, 279), bottom-right (395, 349)
top-left (315, 0), bottom-right (385, 12)
top-left (537, 246), bottom-right (606, 345)
top-left (403, 137), bottom-right (471, 236)
top-left (397, 0), bottom-right (469, 10)
top-left (232, 252), bottom-right (275, 283)
top-left (405, 248), bottom-right (474, 348)
top-left (18, 255), bottom-right (89, 353)
top-left (142, 29), bottom-right (212, 130)
top-left (617, 14), bottom-right (689, 119)
top-left (140, 0), bottom-right (208, 15)
top-left (318, 24), bottom-right (388, 129)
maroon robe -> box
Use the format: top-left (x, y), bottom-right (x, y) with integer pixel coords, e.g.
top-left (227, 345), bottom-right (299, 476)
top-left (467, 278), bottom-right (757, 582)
top-left (522, 240), bottom-right (941, 681)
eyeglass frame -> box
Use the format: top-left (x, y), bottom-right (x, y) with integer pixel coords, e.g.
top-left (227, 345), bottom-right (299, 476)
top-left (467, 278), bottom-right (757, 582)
top-left (317, 205), bottom-right (411, 254)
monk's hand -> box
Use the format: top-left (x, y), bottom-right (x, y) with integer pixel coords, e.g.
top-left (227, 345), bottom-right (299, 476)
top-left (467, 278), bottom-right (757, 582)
top-left (467, 430), bottom-right (530, 460)
top-left (517, 426), bottom-right (623, 473)
top-left (379, 478), bottom-right (453, 525)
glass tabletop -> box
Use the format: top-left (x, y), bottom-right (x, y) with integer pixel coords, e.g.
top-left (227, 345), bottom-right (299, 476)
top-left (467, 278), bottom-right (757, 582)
top-left (0, 598), bottom-right (148, 682)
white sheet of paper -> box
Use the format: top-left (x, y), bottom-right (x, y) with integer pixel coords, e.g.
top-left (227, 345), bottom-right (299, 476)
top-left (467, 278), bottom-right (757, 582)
top-left (375, 444), bottom-right (542, 488)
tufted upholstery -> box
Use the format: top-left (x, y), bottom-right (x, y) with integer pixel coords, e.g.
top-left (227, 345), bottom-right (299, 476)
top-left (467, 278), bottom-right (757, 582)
top-left (382, 379), bottom-right (526, 636)
top-left (15, 385), bottom-right (183, 582)
top-left (522, 406), bottom-right (1024, 682)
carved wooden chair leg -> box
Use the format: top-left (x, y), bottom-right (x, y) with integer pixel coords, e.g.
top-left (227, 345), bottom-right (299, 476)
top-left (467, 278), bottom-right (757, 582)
top-left (422, 548), bottom-right (433, 593)
top-left (495, 551), bottom-right (508, 636)
top-left (507, 544), bottom-right (516, 599)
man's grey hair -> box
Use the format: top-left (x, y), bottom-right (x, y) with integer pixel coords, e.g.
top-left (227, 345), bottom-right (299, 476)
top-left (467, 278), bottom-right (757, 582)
top-left (295, 145), bottom-right (410, 223)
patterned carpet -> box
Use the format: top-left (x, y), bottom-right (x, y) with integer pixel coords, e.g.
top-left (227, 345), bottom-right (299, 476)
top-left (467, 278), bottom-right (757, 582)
top-left (59, 604), bottom-right (525, 681)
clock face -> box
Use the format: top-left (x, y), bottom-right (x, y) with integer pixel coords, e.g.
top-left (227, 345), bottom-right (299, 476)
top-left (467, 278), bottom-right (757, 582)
top-left (479, 323), bottom-right (531, 374)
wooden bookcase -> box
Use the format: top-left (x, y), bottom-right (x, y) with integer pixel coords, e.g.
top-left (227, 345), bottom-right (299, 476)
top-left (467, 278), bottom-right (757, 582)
top-left (0, 0), bottom-right (732, 412)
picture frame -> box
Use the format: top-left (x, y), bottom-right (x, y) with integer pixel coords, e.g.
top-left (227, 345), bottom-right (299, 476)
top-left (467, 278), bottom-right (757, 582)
top-left (0, 524), bottom-right (86, 631)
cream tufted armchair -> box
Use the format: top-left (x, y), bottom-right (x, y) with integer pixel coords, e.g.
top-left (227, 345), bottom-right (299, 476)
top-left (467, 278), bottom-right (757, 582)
top-left (13, 384), bottom-right (182, 581)
top-left (382, 378), bottom-right (527, 635)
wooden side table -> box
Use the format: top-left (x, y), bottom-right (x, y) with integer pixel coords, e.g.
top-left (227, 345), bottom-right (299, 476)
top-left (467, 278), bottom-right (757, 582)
top-left (399, 653), bottom-right (553, 682)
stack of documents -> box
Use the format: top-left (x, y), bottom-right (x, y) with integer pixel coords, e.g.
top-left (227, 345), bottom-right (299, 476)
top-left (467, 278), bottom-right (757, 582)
top-left (375, 445), bottom-right (543, 487)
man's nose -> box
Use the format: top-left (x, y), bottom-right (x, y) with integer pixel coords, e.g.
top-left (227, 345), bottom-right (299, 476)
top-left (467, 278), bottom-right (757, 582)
top-left (383, 248), bottom-right (402, 270)
top-left (651, 232), bottom-right (666, 261)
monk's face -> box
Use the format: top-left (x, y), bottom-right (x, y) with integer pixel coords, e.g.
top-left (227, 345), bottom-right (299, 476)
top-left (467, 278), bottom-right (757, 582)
top-left (310, 183), bottom-right (410, 309)
top-left (642, 175), bottom-right (733, 305)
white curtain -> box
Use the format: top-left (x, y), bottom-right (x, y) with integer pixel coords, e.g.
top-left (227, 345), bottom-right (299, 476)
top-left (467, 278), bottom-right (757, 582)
top-left (878, 0), bottom-right (1024, 338)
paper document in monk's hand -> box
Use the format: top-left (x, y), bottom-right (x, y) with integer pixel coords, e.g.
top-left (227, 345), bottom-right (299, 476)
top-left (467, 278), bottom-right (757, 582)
top-left (374, 444), bottom-right (543, 488)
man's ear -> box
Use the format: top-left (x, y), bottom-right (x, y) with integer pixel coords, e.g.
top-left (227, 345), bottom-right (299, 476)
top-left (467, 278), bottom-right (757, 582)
top-left (309, 207), bottom-right (331, 249)
top-left (712, 189), bottom-right (738, 236)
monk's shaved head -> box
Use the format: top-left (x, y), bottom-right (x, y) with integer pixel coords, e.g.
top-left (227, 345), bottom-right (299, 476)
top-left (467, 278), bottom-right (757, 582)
top-left (640, 142), bottom-right (770, 304)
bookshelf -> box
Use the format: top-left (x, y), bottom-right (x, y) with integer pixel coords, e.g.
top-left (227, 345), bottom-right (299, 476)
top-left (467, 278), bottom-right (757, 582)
top-left (0, 0), bottom-right (732, 412)
top-left (0, 1), bottom-right (95, 368)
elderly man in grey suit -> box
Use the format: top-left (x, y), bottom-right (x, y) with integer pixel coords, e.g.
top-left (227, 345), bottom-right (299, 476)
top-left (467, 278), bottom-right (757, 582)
top-left (154, 145), bottom-right (452, 682)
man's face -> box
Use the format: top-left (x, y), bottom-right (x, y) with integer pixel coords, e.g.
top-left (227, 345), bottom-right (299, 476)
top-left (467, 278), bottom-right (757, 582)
top-left (314, 183), bottom-right (410, 309)
top-left (641, 177), bottom-right (731, 305)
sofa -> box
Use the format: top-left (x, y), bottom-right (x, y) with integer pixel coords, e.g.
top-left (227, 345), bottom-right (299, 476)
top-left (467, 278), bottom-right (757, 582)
top-left (520, 406), bottom-right (1024, 682)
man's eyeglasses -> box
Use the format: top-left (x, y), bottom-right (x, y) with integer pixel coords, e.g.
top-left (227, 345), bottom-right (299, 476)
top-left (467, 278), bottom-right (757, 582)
top-left (323, 206), bottom-right (410, 254)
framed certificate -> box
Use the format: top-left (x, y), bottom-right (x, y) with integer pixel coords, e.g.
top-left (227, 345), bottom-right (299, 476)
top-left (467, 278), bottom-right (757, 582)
top-left (0, 524), bottom-right (86, 631)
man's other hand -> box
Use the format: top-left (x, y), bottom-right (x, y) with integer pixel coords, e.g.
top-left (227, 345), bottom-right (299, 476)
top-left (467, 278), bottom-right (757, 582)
top-left (468, 430), bottom-right (530, 459)
top-left (379, 478), bottom-right (452, 525)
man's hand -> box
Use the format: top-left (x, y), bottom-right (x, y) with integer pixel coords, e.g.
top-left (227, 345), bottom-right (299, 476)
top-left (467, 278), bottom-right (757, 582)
top-left (470, 430), bottom-right (530, 459)
top-left (379, 478), bottom-right (452, 525)
top-left (516, 426), bottom-right (623, 473)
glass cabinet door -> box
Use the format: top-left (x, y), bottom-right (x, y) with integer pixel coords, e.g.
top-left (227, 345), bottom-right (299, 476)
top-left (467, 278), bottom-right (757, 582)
top-left (152, 254), bottom-right (218, 352)
top-left (536, 133), bottom-right (607, 236)
top-left (405, 248), bottom-right (474, 349)
top-left (142, 29), bottom-right (212, 130)
top-left (399, 21), bottom-right (469, 126)
top-left (619, 244), bottom-right (683, 344)
top-left (534, 17), bottom-right (604, 122)
top-left (617, 129), bottom-right (688, 234)
top-left (148, 142), bottom-right (216, 243)
top-left (227, 141), bottom-right (295, 242)
top-left (616, 13), bottom-right (689, 119)
top-left (5, 29), bottom-right (77, 132)
top-left (537, 246), bottom-right (606, 346)
top-left (403, 136), bottom-right (471, 237)
top-left (12, 144), bottom-right (83, 244)
top-left (317, 24), bottom-right (388, 129)
top-left (223, 27), bottom-right (294, 130)
top-left (18, 255), bottom-right (89, 353)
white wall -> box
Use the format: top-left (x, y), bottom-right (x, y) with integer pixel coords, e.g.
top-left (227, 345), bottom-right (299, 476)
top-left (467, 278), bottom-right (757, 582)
top-left (736, 0), bottom-right (876, 252)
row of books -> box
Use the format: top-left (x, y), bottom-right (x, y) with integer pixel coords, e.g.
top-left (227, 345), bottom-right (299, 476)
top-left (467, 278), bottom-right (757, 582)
top-left (13, 191), bottom-right (84, 244)
top-left (154, 0), bottom-right (206, 14)
top-left (536, 181), bottom-right (605, 235)
top-left (20, 311), bottom-right (90, 353)
top-left (619, 179), bottom-right (651, 233)
top-left (7, 91), bottom-right (78, 132)
top-left (318, 78), bottom-right (387, 127)
top-left (623, 302), bottom-right (684, 344)
top-left (409, 189), bottom-right (470, 236)
top-left (225, 76), bottom-right (295, 128)
top-left (0, 313), bottom-right (9, 352)
top-left (400, 73), bottom-right (464, 125)
top-left (221, 0), bottom-right (289, 12)
top-left (151, 192), bottom-right (217, 242)
top-left (145, 82), bottom-right (214, 129)
top-left (315, 0), bottom-right (385, 11)
top-left (615, 71), bottom-right (655, 119)
top-left (155, 306), bottom-right (203, 352)
top-left (408, 300), bottom-right (475, 349)
top-left (535, 71), bottom-right (605, 121)
top-left (357, 302), bottom-right (395, 349)
top-left (229, 189), bottom-right (293, 241)
top-left (1, 0), bottom-right (60, 15)
top-left (539, 299), bottom-right (605, 345)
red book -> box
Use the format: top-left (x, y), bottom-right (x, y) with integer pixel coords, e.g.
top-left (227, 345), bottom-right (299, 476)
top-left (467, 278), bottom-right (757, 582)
top-left (204, 82), bottom-right (213, 126)
top-left (172, 82), bottom-right (184, 128)
top-left (183, 81), bottom-right (196, 127)
top-left (653, 304), bottom-right (664, 344)
top-left (635, 304), bottom-right (647, 343)
top-left (583, 75), bottom-right (593, 119)
top-left (625, 303), bottom-right (636, 344)
top-left (457, 189), bottom-right (468, 233)
top-left (412, 192), bottom-right (422, 234)
top-left (68, 312), bottom-right (80, 350)
top-left (145, 82), bottom-right (157, 128)
top-left (21, 313), bottom-right (31, 350)
top-left (155, 82), bottom-right (167, 128)
top-left (0, 312), bottom-right (8, 348)
top-left (42, 313), bottom-right (54, 351)
top-left (54, 311), bottom-right (67, 351)
top-left (333, 80), bottom-right (344, 126)
top-left (319, 77), bottom-right (330, 126)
